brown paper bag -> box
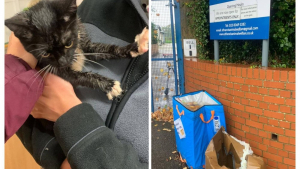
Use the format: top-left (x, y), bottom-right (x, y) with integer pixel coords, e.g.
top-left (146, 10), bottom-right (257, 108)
top-left (205, 127), bottom-right (265, 169)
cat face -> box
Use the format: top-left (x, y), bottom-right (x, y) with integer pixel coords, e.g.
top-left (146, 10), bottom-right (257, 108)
top-left (5, 0), bottom-right (78, 68)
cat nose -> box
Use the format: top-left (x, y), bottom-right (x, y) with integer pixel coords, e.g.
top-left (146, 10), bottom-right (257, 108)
top-left (58, 57), bottom-right (68, 65)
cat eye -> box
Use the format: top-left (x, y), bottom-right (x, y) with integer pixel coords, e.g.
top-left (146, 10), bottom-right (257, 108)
top-left (42, 53), bottom-right (50, 58)
top-left (65, 41), bottom-right (73, 49)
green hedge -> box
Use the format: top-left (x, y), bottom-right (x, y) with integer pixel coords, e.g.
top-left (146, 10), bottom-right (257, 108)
top-left (184, 0), bottom-right (295, 68)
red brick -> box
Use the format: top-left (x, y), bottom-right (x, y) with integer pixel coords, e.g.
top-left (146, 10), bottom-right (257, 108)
top-left (249, 87), bottom-right (258, 93)
top-left (249, 100), bottom-right (258, 107)
top-left (286, 99), bottom-right (295, 106)
top-left (218, 74), bottom-right (229, 81)
top-left (227, 66), bottom-right (232, 75)
top-left (270, 140), bottom-right (283, 149)
top-left (219, 86), bottom-right (231, 95)
top-left (227, 82), bottom-right (233, 88)
top-left (260, 69), bottom-right (266, 79)
top-left (268, 119), bottom-right (278, 126)
top-left (280, 121), bottom-right (290, 129)
top-left (266, 70), bottom-right (273, 80)
top-left (264, 96), bottom-right (285, 104)
top-left (230, 115), bottom-right (245, 124)
top-left (246, 120), bottom-right (263, 129)
top-left (286, 83), bottom-right (295, 91)
top-left (288, 71), bottom-right (295, 83)
top-left (231, 102), bottom-right (244, 111)
top-left (263, 152), bottom-right (283, 162)
top-left (284, 158), bottom-right (295, 166)
top-left (222, 66), bottom-right (227, 75)
top-left (242, 125), bottom-right (250, 132)
top-left (258, 144), bottom-right (267, 151)
top-left (264, 110), bottom-right (285, 120)
top-left (230, 76), bottom-right (244, 84)
top-left (268, 147), bottom-right (278, 154)
top-left (234, 84), bottom-right (241, 90)
top-left (241, 85), bottom-right (249, 91)
top-left (242, 68), bottom-right (247, 77)
top-left (231, 67), bottom-right (236, 75)
top-left (246, 133), bottom-right (262, 143)
top-left (245, 79), bottom-right (263, 86)
top-left (241, 99), bottom-right (249, 105)
top-left (235, 122), bottom-right (242, 129)
top-left (285, 145), bottom-right (295, 153)
top-left (246, 106), bottom-right (263, 115)
top-left (249, 127), bottom-right (258, 134)
top-left (247, 69), bottom-right (253, 78)
top-left (245, 93), bottom-right (263, 101)
top-left (258, 88), bottom-right (268, 95)
top-left (278, 150), bottom-right (289, 158)
top-left (233, 97), bottom-right (241, 103)
top-left (280, 106), bottom-right (291, 114)
top-left (232, 90), bottom-right (245, 97)
top-left (290, 138), bottom-right (295, 145)
top-left (264, 125), bottom-right (284, 135)
top-left (268, 160), bottom-right (278, 168)
top-left (288, 166), bottom-right (295, 169)
top-left (259, 102), bottom-right (268, 109)
top-left (280, 71), bottom-right (288, 82)
top-left (285, 129), bottom-right (295, 137)
top-left (269, 89), bottom-right (279, 96)
top-left (292, 92), bottom-right (295, 99)
top-left (253, 69), bottom-right (259, 79)
top-left (289, 152), bottom-right (295, 160)
top-left (259, 130), bottom-right (268, 138)
top-left (236, 67), bottom-right (242, 76)
top-left (280, 91), bottom-right (291, 98)
top-left (291, 123), bottom-right (295, 130)
top-left (278, 136), bottom-right (289, 144)
top-left (285, 114), bottom-right (295, 122)
top-left (269, 104), bottom-right (279, 111)
top-left (241, 112), bottom-right (249, 118)
top-left (273, 71), bottom-right (280, 81)
top-left (259, 116), bottom-right (268, 123)
top-left (231, 127), bottom-right (245, 137)
top-left (264, 81), bottom-right (285, 89)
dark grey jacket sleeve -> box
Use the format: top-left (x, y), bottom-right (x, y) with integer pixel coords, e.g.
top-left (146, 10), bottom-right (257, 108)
top-left (54, 103), bottom-right (148, 169)
top-left (16, 116), bottom-right (66, 169)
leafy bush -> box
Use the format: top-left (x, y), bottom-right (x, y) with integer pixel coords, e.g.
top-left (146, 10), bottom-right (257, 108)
top-left (184, 0), bottom-right (295, 68)
top-left (151, 22), bottom-right (158, 44)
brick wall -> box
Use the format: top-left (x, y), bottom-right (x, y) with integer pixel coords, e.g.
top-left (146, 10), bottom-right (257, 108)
top-left (184, 58), bottom-right (295, 169)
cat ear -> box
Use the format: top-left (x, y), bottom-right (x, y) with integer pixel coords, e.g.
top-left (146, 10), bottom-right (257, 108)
top-left (5, 13), bottom-right (33, 39)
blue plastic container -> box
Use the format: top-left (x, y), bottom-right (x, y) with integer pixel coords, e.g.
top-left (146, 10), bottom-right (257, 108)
top-left (172, 90), bottom-right (227, 169)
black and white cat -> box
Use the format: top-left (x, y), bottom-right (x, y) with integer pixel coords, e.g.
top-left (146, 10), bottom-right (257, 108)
top-left (5, 0), bottom-right (149, 100)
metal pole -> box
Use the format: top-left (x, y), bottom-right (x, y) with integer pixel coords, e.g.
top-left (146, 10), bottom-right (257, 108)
top-left (214, 40), bottom-right (219, 61)
top-left (174, 0), bottom-right (185, 95)
top-left (169, 0), bottom-right (178, 95)
top-left (262, 39), bottom-right (269, 67)
top-left (151, 84), bottom-right (154, 112)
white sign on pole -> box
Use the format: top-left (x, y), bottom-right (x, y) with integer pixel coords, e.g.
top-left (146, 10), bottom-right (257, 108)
top-left (183, 39), bottom-right (197, 57)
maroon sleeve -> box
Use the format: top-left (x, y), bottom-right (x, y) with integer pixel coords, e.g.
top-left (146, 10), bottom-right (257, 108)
top-left (5, 54), bottom-right (43, 142)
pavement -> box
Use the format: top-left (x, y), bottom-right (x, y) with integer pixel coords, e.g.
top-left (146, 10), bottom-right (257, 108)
top-left (151, 120), bottom-right (187, 169)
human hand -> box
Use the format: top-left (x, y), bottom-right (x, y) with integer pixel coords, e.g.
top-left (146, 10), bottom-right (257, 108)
top-left (6, 32), bottom-right (37, 69)
top-left (31, 74), bottom-right (82, 122)
top-left (61, 158), bottom-right (72, 169)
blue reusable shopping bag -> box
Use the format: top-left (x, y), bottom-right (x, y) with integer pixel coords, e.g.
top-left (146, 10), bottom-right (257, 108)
top-left (173, 90), bottom-right (227, 169)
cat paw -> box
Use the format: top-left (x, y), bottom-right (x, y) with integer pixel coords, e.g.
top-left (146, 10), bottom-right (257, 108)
top-left (130, 27), bottom-right (149, 57)
top-left (106, 81), bottom-right (122, 100)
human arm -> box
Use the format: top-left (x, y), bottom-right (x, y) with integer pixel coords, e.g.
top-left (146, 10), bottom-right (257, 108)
top-left (5, 33), bottom-right (41, 142)
top-left (31, 74), bottom-right (148, 168)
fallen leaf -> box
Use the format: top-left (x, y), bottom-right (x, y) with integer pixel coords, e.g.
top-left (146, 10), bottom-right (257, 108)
top-left (169, 157), bottom-right (172, 160)
top-left (172, 125), bottom-right (174, 129)
top-left (163, 128), bottom-right (171, 132)
top-left (154, 124), bottom-right (158, 127)
top-left (183, 167), bottom-right (187, 169)
top-left (163, 123), bottom-right (165, 125)
top-left (170, 88), bottom-right (174, 91)
top-left (157, 129), bottom-right (160, 131)
top-left (168, 75), bottom-right (171, 78)
top-left (161, 87), bottom-right (165, 90)
top-left (155, 77), bottom-right (158, 79)
top-left (158, 89), bottom-right (161, 91)
top-left (160, 68), bottom-right (164, 72)
top-left (157, 137), bottom-right (159, 139)
top-left (163, 97), bottom-right (167, 100)
top-left (172, 151), bottom-right (177, 154)
top-left (155, 98), bottom-right (159, 101)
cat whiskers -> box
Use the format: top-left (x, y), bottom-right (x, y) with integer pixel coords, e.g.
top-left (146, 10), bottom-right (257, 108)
top-left (73, 57), bottom-right (88, 71)
top-left (26, 65), bottom-right (50, 96)
top-left (73, 53), bottom-right (111, 61)
top-left (77, 57), bottom-right (110, 71)
top-left (37, 65), bottom-right (52, 92)
top-left (27, 47), bottom-right (47, 53)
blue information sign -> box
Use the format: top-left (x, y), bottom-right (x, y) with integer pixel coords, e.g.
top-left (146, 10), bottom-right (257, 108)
top-left (209, 0), bottom-right (271, 40)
